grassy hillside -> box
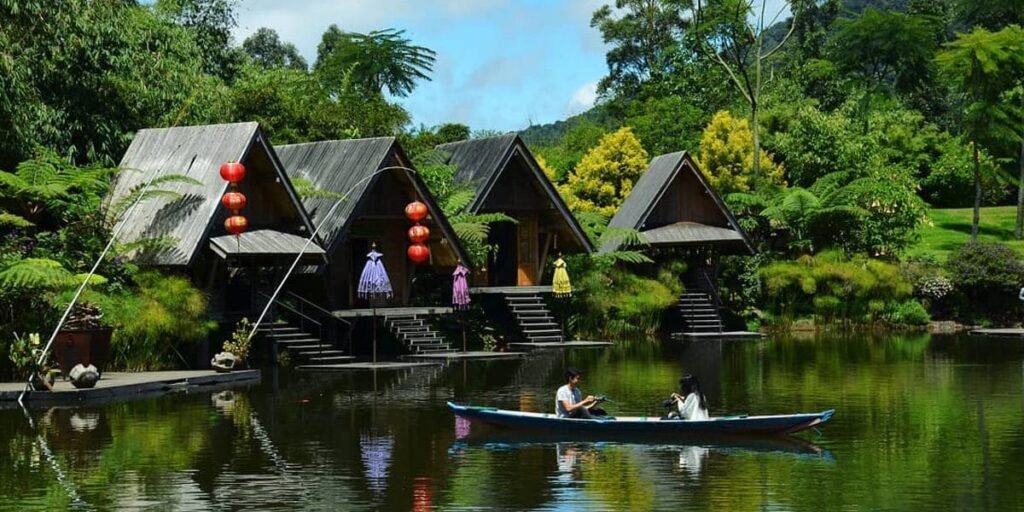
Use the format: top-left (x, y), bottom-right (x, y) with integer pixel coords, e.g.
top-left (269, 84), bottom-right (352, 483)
top-left (909, 206), bottom-right (1024, 261)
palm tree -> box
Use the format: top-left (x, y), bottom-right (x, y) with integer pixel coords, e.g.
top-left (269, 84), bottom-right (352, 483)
top-left (315, 27), bottom-right (436, 98)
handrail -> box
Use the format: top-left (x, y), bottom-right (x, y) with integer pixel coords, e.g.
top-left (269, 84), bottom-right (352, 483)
top-left (284, 290), bottom-right (351, 328)
top-left (699, 268), bottom-right (723, 332)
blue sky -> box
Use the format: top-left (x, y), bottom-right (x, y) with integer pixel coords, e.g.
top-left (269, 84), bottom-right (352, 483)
top-left (232, 0), bottom-right (791, 133)
top-left (233, 0), bottom-right (610, 133)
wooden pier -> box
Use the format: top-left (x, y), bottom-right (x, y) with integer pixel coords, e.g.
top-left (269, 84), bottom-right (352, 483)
top-left (968, 328), bottom-right (1024, 338)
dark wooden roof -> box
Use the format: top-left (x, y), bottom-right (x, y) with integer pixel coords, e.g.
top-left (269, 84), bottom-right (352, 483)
top-left (437, 134), bottom-right (594, 252)
top-left (209, 229), bottom-right (326, 258)
top-left (601, 151), bottom-right (754, 254)
top-left (276, 138), bottom-right (472, 265)
top-left (110, 122), bottom-right (317, 266)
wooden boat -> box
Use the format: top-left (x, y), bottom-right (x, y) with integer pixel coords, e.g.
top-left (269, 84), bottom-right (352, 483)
top-left (448, 402), bottom-right (834, 435)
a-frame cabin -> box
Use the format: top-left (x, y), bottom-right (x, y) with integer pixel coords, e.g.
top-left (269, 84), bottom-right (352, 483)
top-left (110, 122), bottom-right (326, 321)
top-left (602, 151), bottom-right (755, 335)
top-left (439, 134), bottom-right (593, 288)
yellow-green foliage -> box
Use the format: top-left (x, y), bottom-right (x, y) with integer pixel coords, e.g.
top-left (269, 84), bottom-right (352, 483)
top-left (535, 154), bottom-right (559, 183)
top-left (559, 127), bottom-right (649, 218)
top-left (695, 111), bottom-right (785, 194)
top-left (571, 258), bottom-right (683, 337)
top-left (760, 251), bottom-right (924, 325)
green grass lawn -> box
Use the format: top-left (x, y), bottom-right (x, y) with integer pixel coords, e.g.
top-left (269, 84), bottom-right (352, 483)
top-left (909, 206), bottom-right (1024, 261)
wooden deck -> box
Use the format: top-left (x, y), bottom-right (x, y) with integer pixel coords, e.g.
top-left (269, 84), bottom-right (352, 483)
top-left (401, 351), bottom-right (525, 361)
top-left (672, 331), bottom-right (766, 341)
top-left (0, 370), bottom-right (261, 408)
top-left (333, 306), bottom-right (453, 318)
top-left (470, 286), bottom-right (551, 295)
top-left (969, 328), bottom-right (1024, 338)
top-left (507, 340), bottom-right (613, 350)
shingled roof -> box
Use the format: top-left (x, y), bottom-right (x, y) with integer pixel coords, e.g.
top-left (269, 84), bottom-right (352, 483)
top-left (601, 151), bottom-right (754, 254)
top-left (438, 134), bottom-right (594, 252)
top-left (276, 138), bottom-right (471, 264)
top-left (109, 122), bottom-right (318, 266)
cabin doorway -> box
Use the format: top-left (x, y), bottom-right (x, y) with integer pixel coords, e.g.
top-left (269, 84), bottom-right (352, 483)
top-left (488, 222), bottom-right (517, 286)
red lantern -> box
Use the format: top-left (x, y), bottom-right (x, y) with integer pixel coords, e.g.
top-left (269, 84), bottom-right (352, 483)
top-left (219, 162), bottom-right (246, 183)
top-left (221, 191), bottom-right (247, 211)
top-left (407, 243), bottom-right (430, 264)
top-left (224, 215), bottom-right (248, 235)
top-left (408, 224), bottom-right (430, 244)
top-left (405, 201), bottom-right (428, 222)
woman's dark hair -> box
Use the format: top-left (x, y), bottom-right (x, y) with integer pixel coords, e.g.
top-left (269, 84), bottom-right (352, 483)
top-left (679, 374), bottom-right (708, 410)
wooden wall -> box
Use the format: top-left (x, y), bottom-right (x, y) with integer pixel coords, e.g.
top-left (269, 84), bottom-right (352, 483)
top-left (646, 162), bottom-right (730, 229)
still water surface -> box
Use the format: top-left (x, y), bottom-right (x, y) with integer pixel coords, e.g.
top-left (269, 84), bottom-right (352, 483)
top-left (2, 334), bottom-right (1023, 511)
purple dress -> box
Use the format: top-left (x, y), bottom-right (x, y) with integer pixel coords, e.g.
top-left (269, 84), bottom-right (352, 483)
top-left (452, 264), bottom-right (471, 309)
top-left (357, 250), bottom-right (393, 299)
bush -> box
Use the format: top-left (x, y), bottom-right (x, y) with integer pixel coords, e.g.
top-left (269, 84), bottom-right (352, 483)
top-left (884, 300), bottom-right (931, 326)
top-left (920, 137), bottom-right (1007, 207)
top-left (946, 242), bottom-right (1024, 322)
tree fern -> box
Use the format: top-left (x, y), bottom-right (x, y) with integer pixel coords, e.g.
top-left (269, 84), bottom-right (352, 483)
top-left (0, 258), bottom-right (76, 289)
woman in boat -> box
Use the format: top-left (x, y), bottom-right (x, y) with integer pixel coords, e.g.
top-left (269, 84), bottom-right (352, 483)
top-left (671, 374), bottom-right (709, 421)
top-left (556, 367), bottom-right (597, 419)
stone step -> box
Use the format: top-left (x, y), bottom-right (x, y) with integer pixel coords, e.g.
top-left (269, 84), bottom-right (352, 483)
top-left (295, 349), bottom-right (348, 357)
top-left (274, 337), bottom-right (323, 346)
top-left (285, 343), bottom-right (334, 351)
top-left (523, 327), bottom-right (562, 335)
top-left (257, 325), bottom-right (299, 332)
top-left (511, 304), bottom-right (548, 311)
top-left (516, 310), bottom-right (551, 316)
top-left (265, 331), bottom-right (317, 339)
top-left (394, 325), bottom-right (431, 332)
top-left (521, 321), bottom-right (559, 329)
top-left (526, 334), bottom-right (563, 342)
top-left (304, 355), bottom-right (356, 364)
top-left (402, 330), bottom-right (440, 338)
top-left (506, 295), bottom-right (542, 301)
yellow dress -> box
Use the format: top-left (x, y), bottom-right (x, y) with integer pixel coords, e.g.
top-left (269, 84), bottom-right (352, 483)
top-left (552, 257), bottom-right (572, 297)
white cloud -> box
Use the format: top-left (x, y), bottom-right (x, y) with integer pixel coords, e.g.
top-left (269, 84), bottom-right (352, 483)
top-left (566, 80), bottom-right (599, 116)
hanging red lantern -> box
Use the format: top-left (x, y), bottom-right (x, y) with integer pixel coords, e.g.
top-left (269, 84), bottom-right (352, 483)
top-left (405, 201), bottom-right (428, 222)
top-left (407, 224), bottom-right (430, 244)
top-left (407, 243), bottom-right (430, 264)
top-left (221, 191), bottom-right (247, 212)
top-left (219, 162), bottom-right (246, 183)
top-left (224, 215), bottom-right (248, 235)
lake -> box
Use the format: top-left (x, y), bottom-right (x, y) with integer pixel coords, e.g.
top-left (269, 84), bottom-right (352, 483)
top-left (2, 333), bottom-right (1023, 511)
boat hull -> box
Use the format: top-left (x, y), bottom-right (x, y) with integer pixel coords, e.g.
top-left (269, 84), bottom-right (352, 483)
top-left (448, 402), bottom-right (834, 435)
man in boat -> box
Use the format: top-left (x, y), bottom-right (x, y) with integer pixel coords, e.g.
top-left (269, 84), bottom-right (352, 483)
top-left (555, 367), bottom-right (598, 419)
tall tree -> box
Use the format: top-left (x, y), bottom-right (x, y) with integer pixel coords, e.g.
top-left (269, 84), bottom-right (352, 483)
top-left (590, 0), bottom-right (690, 99)
top-left (314, 27), bottom-right (436, 98)
top-left (693, 0), bottom-right (797, 187)
top-left (559, 127), bottom-right (649, 218)
top-left (830, 9), bottom-right (938, 133)
top-left (242, 28), bottom-right (308, 71)
top-left (155, 0), bottom-right (243, 80)
top-left (936, 26), bottom-right (1024, 241)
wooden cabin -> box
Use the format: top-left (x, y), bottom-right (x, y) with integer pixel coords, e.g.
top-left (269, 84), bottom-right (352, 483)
top-left (110, 122), bottom-right (325, 319)
top-left (276, 138), bottom-right (470, 310)
top-left (438, 134), bottom-right (593, 288)
top-left (602, 151), bottom-right (755, 334)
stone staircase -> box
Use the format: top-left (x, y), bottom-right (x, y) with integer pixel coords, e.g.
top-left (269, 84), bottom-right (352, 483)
top-left (384, 314), bottom-right (454, 354)
top-left (257, 323), bottom-right (354, 365)
top-left (504, 293), bottom-right (563, 343)
top-left (677, 291), bottom-right (723, 333)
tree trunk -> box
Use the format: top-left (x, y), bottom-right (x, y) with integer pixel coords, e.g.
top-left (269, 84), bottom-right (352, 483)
top-left (752, 101), bottom-right (760, 189)
top-left (1016, 138), bottom-right (1024, 239)
top-left (973, 140), bottom-right (981, 242)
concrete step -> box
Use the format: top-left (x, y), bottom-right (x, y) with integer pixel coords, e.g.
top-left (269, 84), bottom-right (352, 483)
top-left (285, 343), bottom-right (334, 351)
top-left (523, 327), bottom-right (562, 335)
top-left (295, 349), bottom-right (347, 357)
top-left (506, 295), bottom-right (542, 301)
top-left (275, 338), bottom-right (323, 347)
top-left (265, 332), bottom-right (317, 339)
top-left (521, 321), bottom-right (559, 329)
top-left (303, 355), bottom-right (356, 363)
top-left (526, 334), bottom-right (563, 342)
top-left (511, 304), bottom-right (548, 311)
top-left (257, 325), bottom-right (299, 332)
top-left (516, 310), bottom-right (552, 316)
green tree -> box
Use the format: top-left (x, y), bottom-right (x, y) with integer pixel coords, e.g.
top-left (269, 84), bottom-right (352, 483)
top-left (242, 27), bottom-right (308, 71)
top-left (559, 127), bottom-right (650, 217)
top-left (936, 26), bottom-right (1024, 241)
top-left (314, 27), bottom-right (436, 98)
top-left (695, 110), bottom-right (785, 194)
top-left (590, 0), bottom-right (690, 99)
top-left (154, 0), bottom-right (244, 80)
top-left (830, 9), bottom-right (939, 132)
top-left (693, 0), bottom-right (797, 187)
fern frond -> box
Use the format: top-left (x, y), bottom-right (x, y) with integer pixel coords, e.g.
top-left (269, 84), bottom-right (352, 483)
top-left (0, 213), bottom-right (33, 228)
top-left (0, 258), bottom-right (75, 289)
top-left (605, 250), bottom-right (654, 264)
top-left (443, 189), bottom-right (475, 214)
top-left (452, 222), bottom-right (489, 243)
top-left (600, 227), bottom-right (648, 249)
top-left (292, 178), bottom-right (345, 200)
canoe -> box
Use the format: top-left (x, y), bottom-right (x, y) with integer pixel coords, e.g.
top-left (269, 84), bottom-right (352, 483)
top-left (448, 402), bottom-right (834, 435)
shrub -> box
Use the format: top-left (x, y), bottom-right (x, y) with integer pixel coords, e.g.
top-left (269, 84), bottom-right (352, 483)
top-left (884, 300), bottom-right (930, 326)
top-left (694, 111), bottom-right (786, 194)
top-left (946, 242), bottom-right (1024, 322)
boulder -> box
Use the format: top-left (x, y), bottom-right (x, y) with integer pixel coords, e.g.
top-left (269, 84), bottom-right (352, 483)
top-left (69, 364), bottom-right (99, 389)
top-left (211, 352), bottom-right (237, 372)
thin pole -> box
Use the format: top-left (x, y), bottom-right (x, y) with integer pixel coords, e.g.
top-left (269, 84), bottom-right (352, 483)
top-left (372, 301), bottom-right (377, 363)
top-left (19, 165), bottom-right (169, 407)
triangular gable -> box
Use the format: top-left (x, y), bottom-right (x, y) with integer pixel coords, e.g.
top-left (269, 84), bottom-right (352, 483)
top-left (601, 151), bottom-right (754, 254)
top-left (276, 138), bottom-right (472, 265)
top-left (110, 122), bottom-right (318, 266)
top-left (438, 134), bottom-right (594, 253)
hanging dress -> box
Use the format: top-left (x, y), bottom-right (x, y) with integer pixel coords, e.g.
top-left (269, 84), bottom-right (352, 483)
top-left (357, 249), bottom-right (393, 299)
top-left (452, 264), bottom-right (471, 309)
top-left (552, 257), bottom-right (572, 297)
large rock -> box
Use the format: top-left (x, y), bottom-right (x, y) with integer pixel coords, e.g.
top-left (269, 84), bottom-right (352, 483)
top-left (211, 352), bottom-right (237, 372)
top-left (69, 364), bottom-right (99, 389)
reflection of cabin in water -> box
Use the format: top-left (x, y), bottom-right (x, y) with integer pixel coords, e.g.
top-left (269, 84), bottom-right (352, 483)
top-left (438, 134), bottom-right (593, 345)
top-left (110, 122), bottom-right (326, 320)
top-left (439, 134), bottom-right (593, 288)
top-left (602, 152), bottom-right (756, 335)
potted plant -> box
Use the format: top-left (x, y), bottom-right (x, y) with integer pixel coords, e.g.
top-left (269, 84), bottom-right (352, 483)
top-left (54, 302), bottom-right (112, 377)
top-left (8, 333), bottom-right (57, 390)
top-left (213, 318), bottom-right (251, 372)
